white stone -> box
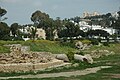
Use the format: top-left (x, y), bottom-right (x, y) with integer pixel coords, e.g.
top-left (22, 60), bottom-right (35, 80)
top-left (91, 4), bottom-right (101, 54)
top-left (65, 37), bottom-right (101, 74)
top-left (56, 54), bottom-right (69, 62)
top-left (84, 54), bottom-right (93, 64)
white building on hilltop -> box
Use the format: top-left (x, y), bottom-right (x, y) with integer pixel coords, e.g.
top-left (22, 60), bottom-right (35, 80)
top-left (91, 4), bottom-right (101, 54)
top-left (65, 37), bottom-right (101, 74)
top-left (91, 25), bottom-right (116, 35)
top-left (102, 28), bottom-right (116, 35)
top-left (79, 21), bottom-right (117, 35)
top-left (83, 11), bottom-right (100, 18)
top-left (36, 28), bottom-right (46, 39)
top-left (79, 21), bottom-right (91, 32)
top-left (112, 12), bottom-right (119, 19)
top-left (91, 25), bottom-right (102, 30)
top-left (19, 26), bottom-right (46, 40)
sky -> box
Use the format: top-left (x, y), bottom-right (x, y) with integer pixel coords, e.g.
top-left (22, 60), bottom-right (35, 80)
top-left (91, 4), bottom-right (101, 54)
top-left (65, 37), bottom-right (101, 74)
top-left (0, 0), bottom-right (120, 25)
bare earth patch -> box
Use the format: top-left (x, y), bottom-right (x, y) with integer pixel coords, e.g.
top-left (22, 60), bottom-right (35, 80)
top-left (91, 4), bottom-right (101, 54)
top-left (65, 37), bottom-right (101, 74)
top-left (0, 66), bottom-right (111, 79)
top-left (110, 74), bottom-right (120, 78)
top-left (104, 73), bottom-right (120, 79)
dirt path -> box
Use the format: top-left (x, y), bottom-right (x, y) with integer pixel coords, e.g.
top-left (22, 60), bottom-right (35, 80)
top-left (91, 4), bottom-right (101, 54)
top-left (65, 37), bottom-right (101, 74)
top-left (0, 66), bottom-right (111, 79)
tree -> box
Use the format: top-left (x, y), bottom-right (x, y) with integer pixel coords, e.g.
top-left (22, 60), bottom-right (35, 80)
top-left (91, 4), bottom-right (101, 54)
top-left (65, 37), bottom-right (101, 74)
top-left (96, 29), bottom-right (109, 38)
top-left (0, 7), bottom-right (7, 22)
top-left (70, 16), bottom-right (81, 23)
top-left (86, 30), bottom-right (95, 38)
top-left (117, 11), bottom-right (120, 16)
top-left (10, 23), bottom-right (24, 40)
top-left (10, 23), bottom-right (19, 37)
top-left (86, 29), bottom-right (109, 38)
top-left (0, 22), bottom-right (10, 40)
top-left (31, 10), bottom-right (56, 40)
top-left (31, 10), bottom-right (49, 29)
top-left (30, 26), bottom-right (37, 40)
top-left (106, 13), bottom-right (112, 18)
top-left (54, 17), bottom-right (63, 30)
top-left (58, 21), bottom-right (81, 38)
top-left (112, 11), bottom-right (120, 34)
top-left (114, 17), bottom-right (120, 35)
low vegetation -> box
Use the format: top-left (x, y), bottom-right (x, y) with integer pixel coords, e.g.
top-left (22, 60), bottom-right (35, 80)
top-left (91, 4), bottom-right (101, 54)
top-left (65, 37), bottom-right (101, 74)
top-left (0, 40), bottom-right (120, 80)
top-left (0, 40), bottom-right (77, 54)
top-left (84, 43), bottom-right (120, 54)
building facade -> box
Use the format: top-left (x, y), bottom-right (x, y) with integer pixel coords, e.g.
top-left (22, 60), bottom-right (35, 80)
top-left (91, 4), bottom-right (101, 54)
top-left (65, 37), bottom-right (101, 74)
top-left (36, 28), bottom-right (46, 39)
top-left (83, 11), bottom-right (100, 18)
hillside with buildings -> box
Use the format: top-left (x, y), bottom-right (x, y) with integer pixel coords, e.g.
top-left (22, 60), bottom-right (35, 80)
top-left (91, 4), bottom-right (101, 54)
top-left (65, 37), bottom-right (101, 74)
top-left (0, 6), bottom-right (120, 41)
top-left (13, 11), bottom-right (120, 41)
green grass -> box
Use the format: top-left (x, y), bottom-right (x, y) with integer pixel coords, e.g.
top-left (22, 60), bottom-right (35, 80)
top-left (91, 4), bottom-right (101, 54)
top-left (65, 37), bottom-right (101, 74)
top-left (0, 40), bottom-right (120, 54)
top-left (0, 46), bottom-right (10, 53)
top-left (0, 40), bottom-right (77, 54)
top-left (84, 43), bottom-right (120, 54)
top-left (23, 40), bottom-right (76, 54)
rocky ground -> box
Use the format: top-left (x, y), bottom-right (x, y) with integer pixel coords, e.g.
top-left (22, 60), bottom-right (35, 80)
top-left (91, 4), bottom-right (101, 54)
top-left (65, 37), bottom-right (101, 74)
top-left (0, 52), bottom-right (54, 64)
top-left (0, 44), bottom-right (54, 64)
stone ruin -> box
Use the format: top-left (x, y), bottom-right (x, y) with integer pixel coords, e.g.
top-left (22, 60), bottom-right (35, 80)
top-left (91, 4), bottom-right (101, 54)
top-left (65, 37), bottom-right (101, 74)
top-left (0, 44), bottom-right (55, 64)
top-left (0, 44), bottom-right (64, 72)
top-left (75, 41), bottom-right (92, 50)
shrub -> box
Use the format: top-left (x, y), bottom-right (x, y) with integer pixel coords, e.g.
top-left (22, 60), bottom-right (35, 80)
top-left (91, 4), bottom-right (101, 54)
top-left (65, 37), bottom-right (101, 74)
top-left (67, 51), bottom-right (74, 62)
top-left (97, 38), bottom-right (101, 42)
top-left (81, 39), bottom-right (91, 45)
top-left (13, 36), bottom-right (24, 41)
top-left (67, 51), bottom-right (86, 62)
top-left (103, 42), bottom-right (110, 46)
top-left (60, 41), bottom-right (75, 48)
top-left (91, 39), bottom-right (99, 45)
top-left (54, 38), bottom-right (61, 41)
top-left (76, 51), bottom-right (84, 55)
top-left (70, 37), bottom-right (74, 43)
top-left (0, 46), bottom-right (10, 53)
top-left (2, 35), bottom-right (13, 41)
top-left (62, 37), bottom-right (68, 42)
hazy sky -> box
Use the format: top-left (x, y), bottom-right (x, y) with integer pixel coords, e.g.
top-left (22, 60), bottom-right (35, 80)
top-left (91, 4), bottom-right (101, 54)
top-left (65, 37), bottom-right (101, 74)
top-left (0, 0), bottom-right (120, 25)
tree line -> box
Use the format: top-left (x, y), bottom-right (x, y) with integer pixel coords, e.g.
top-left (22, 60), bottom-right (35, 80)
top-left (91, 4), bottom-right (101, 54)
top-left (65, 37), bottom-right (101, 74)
top-left (0, 7), bottom-right (120, 41)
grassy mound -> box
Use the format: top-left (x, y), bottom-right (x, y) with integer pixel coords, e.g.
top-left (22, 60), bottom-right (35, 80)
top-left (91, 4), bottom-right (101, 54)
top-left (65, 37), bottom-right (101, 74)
top-left (0, 40), bottom-right (77, 54)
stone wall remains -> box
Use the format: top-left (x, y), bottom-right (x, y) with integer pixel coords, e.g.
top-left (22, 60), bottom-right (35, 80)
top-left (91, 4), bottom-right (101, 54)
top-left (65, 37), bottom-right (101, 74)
top-left (0, 44), bottom-right (64, 72)
top-left (0, 59), bottom-right (64, 72)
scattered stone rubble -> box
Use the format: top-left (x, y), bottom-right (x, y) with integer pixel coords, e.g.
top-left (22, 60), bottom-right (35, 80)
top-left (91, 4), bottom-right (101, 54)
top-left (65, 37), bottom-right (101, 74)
top-left (90, 50), bottom-right (115, 58)
top-left (75, 41), bottom-right (83, 49)
top-left (0, 44), bottom-right (115, 72)
top-left (0, 44), bottom-right (65, 72)
top-left (75, 41), bottom-right (92, 50)
top-left (0, 44), bottom-right (54, 64)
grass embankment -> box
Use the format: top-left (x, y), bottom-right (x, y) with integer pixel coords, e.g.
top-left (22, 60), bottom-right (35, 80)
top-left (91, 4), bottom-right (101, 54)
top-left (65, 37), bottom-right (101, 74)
top-left (0, 40), bottom-right (77, 54)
